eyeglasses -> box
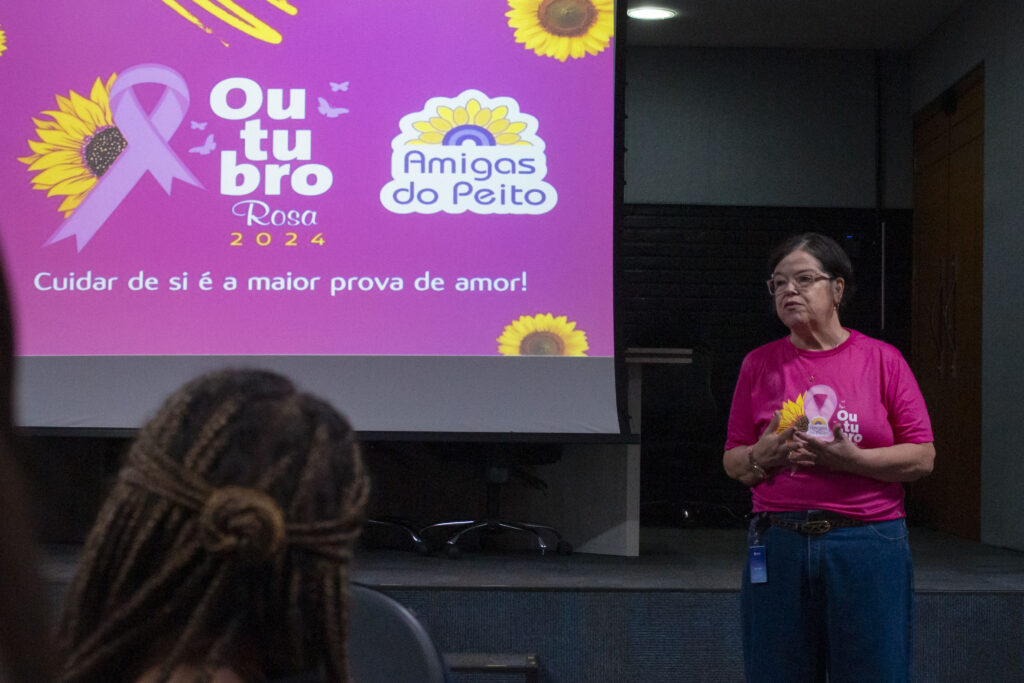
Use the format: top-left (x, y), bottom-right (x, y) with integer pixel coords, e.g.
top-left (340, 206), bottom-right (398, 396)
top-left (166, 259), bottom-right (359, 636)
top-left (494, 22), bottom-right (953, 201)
top-left (766, 271), bottom-right (834, 296)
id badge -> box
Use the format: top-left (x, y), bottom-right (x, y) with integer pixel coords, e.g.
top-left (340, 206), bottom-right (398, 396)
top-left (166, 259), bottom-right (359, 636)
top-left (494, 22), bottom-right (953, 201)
top-left (749, 545), bottom-right (767, 584)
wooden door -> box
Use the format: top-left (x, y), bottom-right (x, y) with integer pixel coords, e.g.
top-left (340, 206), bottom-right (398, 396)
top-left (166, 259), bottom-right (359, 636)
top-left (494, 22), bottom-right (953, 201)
top-left (909, 66), bottom-right (984, 539)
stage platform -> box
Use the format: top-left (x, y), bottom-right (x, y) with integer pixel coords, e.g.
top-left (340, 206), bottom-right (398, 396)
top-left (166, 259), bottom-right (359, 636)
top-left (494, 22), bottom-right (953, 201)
top-left (42, 526), bottom-right (1024, 682)
top-left (352, 526), bottom-right (1024, 592)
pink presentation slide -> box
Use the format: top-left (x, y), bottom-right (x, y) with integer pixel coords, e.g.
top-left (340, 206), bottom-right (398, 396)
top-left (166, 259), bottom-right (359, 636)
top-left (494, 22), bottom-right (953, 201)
top-left (0, 1), bottom-right (615, 357)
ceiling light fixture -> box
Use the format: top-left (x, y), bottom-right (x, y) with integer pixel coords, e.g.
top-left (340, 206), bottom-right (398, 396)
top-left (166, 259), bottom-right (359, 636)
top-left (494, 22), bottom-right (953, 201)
top-left (626, 7), bottom-right (679, 20)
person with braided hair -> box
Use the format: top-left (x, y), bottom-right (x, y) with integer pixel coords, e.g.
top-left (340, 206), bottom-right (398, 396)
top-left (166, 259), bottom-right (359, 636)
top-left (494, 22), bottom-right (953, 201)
top-left (57, 369), bottom-right (371, 683)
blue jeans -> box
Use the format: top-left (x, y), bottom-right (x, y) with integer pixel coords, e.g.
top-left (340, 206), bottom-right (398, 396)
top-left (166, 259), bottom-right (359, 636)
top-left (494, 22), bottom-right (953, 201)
top-left (741, 512), bottom-right (913, 683)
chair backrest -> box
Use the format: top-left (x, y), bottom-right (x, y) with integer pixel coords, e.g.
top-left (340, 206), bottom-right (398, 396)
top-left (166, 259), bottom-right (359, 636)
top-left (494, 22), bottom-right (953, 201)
top-left (347, 583), bottom-right (450, 683)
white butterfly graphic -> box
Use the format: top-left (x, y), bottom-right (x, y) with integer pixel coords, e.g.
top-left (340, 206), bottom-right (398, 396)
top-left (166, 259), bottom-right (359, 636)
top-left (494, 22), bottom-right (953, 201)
top-left (329, 81), bottom-right (350, 92)
top-left (189, 134), bottom-right (216, 155)
top-left (317, 97), bottom-right (349, 118)
top-left (191, 120), bottom-right (208, 130)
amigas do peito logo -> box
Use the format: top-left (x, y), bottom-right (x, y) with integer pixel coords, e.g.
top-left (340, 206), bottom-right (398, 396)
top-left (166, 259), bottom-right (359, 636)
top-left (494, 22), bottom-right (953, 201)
top-left (380, 89), bottom-right (557, 215)
top-left (20, 64), bottom-right (203, 252)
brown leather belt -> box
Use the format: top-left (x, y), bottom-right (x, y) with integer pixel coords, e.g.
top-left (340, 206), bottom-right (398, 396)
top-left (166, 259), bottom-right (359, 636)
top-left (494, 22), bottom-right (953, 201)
top-left (766, 513), bottom-right (869, 535)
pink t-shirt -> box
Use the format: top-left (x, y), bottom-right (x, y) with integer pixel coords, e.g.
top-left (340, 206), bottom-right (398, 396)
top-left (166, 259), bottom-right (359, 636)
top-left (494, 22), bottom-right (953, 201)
top-left (725, 329), bottom-right (933, 520)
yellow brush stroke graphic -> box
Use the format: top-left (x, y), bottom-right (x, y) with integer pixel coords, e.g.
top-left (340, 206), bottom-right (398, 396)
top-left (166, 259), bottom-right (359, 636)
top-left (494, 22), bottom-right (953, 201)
top-left (161, 0), bottom-right (298, 45)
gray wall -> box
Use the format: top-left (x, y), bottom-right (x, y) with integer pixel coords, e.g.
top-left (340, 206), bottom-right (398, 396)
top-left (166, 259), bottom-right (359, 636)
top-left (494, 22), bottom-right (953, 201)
top-left (623, 46), bottom-right (914, 208)
top-left (912, 0), bottom-right (1024, 551)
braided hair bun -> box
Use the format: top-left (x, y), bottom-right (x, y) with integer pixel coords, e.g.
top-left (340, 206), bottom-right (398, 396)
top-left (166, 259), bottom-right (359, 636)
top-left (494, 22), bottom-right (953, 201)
top-left (199, 486), bottom-right (286, 564)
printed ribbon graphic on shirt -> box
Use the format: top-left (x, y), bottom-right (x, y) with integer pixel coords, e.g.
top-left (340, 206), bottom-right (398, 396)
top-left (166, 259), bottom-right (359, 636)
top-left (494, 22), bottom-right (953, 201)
top-left (45, 64), bottom-right (202, 251)
top-left (804, 384), bottom-right (838, 442)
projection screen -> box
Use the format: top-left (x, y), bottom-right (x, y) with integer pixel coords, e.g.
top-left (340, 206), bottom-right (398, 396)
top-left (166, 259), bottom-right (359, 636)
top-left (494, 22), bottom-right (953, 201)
top-left (0, 1), bottom-right (620, 434)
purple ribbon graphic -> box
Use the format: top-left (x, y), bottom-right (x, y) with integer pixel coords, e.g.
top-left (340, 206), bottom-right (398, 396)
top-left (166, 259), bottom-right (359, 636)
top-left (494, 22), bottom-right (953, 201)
top-left (804, 384), bottom-right (838, 442)
top-left (45, 64), bottom-right (203, 251)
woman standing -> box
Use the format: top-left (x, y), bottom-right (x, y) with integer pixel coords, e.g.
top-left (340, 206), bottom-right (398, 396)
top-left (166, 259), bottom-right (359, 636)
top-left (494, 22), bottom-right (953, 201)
top-left (723, 233), bottom-right (934, 682)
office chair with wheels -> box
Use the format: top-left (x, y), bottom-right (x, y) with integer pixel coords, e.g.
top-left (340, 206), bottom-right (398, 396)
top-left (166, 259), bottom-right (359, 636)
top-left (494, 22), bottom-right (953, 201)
top-left (347, 583), bottom-right (451, 683)
top-left (419, 443), bottom-right (573, 558)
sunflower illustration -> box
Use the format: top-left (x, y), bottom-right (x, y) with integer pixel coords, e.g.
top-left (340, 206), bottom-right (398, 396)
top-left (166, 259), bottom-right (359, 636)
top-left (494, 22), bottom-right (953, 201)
top-left (407, 98), bottom-right (529, 146)
top-left (777, 394), bottom-right (809, 434)
top-left (498, 313), bottom-right (589, 356)
top-left (506, 0), bottom-right (614, 62)
top-left (0, 24), bottom-right (7, 56)
top-left (18, 74), bottom-right (125, 218)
